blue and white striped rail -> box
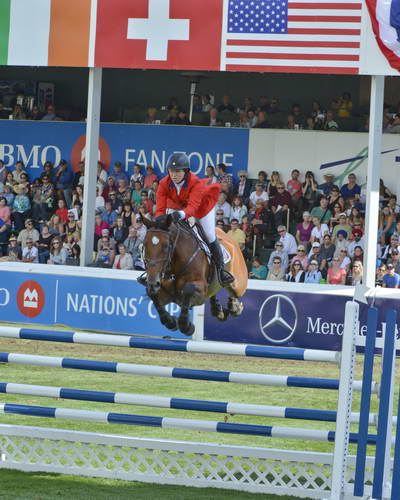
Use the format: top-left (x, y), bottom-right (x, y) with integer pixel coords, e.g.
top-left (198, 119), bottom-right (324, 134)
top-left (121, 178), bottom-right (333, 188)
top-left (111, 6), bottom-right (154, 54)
top-left (0, 381), bottom-right (343, 422)
top-left (0, 327), bottom-right (341, 363)
top-left (0, 352), bottom-right (372, 392)
top-left (0, 402), bottom-right (378, 444)
top-left (0, 381), bottom-right (380, 425)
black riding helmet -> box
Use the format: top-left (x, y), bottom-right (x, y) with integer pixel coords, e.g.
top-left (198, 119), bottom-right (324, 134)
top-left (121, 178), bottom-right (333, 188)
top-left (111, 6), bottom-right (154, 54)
top-left (166, 152), bottom-right (190, 172)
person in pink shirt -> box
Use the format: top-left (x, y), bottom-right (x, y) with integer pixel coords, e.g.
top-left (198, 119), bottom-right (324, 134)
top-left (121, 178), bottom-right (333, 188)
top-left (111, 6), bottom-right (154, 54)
top-left (327, 257), bottom-right (347, 285)
top-left (94, 213), bottom-right (109, 237)
top-left (0, 197), bottom-right (11, 225)
top-left (143, 165), bottom-right (158, 189)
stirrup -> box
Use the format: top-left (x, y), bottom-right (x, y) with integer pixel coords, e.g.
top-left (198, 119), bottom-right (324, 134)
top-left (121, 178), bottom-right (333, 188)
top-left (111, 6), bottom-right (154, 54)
top-left (137, 272), bottom-right (147, 287)
top-left (218, 269), bottom-right (235, 287)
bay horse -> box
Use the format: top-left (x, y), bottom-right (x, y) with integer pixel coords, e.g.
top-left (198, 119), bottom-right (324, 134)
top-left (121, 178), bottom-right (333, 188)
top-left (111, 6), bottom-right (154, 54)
top-left (141, 215), bottom-right (248, 336)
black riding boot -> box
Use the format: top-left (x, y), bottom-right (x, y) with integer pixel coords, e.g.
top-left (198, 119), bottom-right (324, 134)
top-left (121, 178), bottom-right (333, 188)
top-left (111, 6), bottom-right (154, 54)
top-left (209, 240), bottom-right (235, 287)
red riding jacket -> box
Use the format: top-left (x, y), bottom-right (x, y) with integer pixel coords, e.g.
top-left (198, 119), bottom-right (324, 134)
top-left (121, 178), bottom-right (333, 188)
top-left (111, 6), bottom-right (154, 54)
top-left (156, 173), bottom-right (220, 219)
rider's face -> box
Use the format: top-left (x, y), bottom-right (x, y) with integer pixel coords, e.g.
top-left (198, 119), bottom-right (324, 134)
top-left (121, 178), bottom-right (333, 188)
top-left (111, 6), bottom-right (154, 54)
top-left (169, 169), bottom-right (185, 183)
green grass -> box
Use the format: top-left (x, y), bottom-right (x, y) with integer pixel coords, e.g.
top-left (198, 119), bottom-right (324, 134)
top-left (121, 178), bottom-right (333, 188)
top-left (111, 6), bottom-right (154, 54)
top-left (0, 334), bottom-right (397, 499)
top-left (0, 469), bottom-right (310, 500)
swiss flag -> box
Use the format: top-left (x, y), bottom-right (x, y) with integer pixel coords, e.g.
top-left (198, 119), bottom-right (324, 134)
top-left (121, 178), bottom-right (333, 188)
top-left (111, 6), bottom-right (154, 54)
top-left (95, 0), bottom-right (223, 70)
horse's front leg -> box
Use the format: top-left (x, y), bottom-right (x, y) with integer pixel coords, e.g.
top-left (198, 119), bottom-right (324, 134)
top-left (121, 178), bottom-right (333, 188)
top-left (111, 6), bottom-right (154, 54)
top-left (177, 282), bottom-right (206, 336)
top-left (151, 294), bottom-right (178, 331)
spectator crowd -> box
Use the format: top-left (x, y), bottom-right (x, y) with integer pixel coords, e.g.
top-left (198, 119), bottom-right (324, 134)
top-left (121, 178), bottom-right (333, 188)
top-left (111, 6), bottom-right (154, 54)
top-left (0, 156), bottom-right (399, 289)
top-left (5, 92), bottom-right (400, 135)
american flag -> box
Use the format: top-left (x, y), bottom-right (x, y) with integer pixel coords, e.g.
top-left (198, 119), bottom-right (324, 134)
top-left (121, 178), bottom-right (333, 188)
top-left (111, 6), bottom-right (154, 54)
top-left (221, 0), bottom-right (362, 74)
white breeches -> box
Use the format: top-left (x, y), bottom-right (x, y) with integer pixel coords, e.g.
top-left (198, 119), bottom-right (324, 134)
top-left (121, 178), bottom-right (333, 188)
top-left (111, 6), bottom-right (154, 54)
top-left (199, 208), bottom-right (216, 243)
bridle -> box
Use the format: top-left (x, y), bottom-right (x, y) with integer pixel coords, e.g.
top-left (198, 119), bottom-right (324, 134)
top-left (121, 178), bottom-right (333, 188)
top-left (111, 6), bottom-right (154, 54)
top-left (143, 222), bottom-right (201, 282)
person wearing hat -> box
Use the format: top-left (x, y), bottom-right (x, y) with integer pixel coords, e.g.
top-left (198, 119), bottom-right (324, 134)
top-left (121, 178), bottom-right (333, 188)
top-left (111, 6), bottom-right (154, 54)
top-left (5, 235), bottom-right (21, 261)
top-left (152, 152), bottom-right (234, 287)
top-left (307, 241), bottom-right (323, 268)
top-left (347, 228), bottom-right (364, 257)
top-left (12, 184), bottom-right (31, 232)
top-left (333, 229), bottom-right (349, 257)
top-left (382, 263), bottom-right (400, 288)
top-left (17, 219), bottom-right (39, 248)
top-left (331, 213), bottom-right (352, 242)
top-left (318, 173), bottom-right (338, 197)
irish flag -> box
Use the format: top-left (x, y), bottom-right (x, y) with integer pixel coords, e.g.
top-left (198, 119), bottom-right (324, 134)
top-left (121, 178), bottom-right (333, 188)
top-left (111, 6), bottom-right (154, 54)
top-left (0, 0), bottom-right (92, 67)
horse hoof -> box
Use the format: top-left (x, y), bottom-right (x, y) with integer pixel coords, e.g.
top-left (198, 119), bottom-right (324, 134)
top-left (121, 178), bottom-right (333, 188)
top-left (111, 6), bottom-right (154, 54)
top-left (166, 316), bottom-right (178, 331)
top-left (180, 323), bottom-right (195, 336)
top-left (228, 300), bottom-right (244, 317)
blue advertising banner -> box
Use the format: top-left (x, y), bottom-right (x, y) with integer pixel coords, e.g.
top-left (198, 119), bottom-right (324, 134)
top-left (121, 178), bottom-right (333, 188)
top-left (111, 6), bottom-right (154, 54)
top-left (0, 121), bottom-right (249, 179)
top-left (0, 269), bottom-right (189, 338)
top-left (204, 289), bottom-right (400, 350)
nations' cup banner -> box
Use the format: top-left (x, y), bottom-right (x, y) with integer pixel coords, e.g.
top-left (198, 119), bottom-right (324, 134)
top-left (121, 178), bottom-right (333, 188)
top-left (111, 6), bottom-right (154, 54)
top-left (204, 289), bottom-right (400, 350)
top-left (0, 121), bottom-right (249, 179)
top-left (0, 267), bottom-right (191, 338)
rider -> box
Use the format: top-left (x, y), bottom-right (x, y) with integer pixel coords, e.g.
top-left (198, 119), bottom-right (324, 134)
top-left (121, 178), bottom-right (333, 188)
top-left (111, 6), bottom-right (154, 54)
top-left (152, 152), bottom-right (234, 287)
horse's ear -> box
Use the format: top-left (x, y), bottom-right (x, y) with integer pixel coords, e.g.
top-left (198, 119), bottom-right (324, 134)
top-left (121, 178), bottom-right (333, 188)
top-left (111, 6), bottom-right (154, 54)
top-left (141, 216), bottom-right (153, 229)
top-left (165, 214), bottom-right (173, 227)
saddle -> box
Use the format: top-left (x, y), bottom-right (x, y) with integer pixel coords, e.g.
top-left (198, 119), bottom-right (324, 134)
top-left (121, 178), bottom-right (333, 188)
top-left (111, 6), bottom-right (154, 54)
top-left (176, 220), bottom-right (230, 284)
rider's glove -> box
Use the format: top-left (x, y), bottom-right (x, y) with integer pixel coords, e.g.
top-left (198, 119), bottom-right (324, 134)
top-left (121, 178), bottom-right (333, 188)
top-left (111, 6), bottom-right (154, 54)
top-left (171, 211), bottom-right (185, 223)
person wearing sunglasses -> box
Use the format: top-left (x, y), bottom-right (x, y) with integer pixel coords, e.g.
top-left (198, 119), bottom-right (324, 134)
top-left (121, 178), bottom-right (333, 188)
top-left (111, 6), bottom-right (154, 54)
top-left (285, 259), bottom-right (305, 283)
top-left (347, 261), bottom-right (363, 286)
top-left (304, 260), bottom-right (323, 283)
top-left (233, 170), bottom-right (252, 204)
top-left (290, 245), bottom-right (308, 270)
top-left (267, 241), bottom-right (289, 271)
top-left (267, 255), bottom-right (285, 281)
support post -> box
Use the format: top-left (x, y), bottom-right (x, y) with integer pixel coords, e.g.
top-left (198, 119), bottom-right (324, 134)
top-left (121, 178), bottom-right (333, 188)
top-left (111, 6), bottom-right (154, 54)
top-left (330, 301), bottom-right (359, 500)
top-left (363, 75), bottom-right (384, 288)
top-left (80, 67), bottom-right (102, 266)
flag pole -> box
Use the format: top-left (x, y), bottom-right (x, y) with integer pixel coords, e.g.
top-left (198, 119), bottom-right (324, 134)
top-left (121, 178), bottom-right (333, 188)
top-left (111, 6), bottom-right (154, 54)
top-left (80, 67), bottom-right (103, 266)
top-left (363, 75), bottom-right (384, 288)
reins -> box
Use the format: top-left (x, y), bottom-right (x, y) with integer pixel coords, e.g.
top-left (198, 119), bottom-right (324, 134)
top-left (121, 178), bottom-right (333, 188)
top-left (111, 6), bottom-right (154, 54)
top-left (145, 221), bottom-right (202, 282)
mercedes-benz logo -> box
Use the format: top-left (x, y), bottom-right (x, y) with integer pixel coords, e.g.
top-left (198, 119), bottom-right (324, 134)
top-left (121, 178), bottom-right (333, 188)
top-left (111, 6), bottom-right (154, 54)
top-left (259, 294), bottom-right (298, 344)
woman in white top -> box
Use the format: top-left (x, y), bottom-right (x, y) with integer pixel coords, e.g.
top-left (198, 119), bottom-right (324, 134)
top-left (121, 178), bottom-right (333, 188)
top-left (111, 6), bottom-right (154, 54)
top-left (338, 247), bottom-right (351, 272)
top-left (310, 216), bottom-right (329, 243)
top-left (113, 244), bottom-right (134, 270)
top-left (230, 195), bottom-right (248, 223)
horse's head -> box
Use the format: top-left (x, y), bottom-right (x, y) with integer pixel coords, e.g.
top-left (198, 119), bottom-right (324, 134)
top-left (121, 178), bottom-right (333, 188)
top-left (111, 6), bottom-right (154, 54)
top-left (142, 219), bottom-right (174, 296)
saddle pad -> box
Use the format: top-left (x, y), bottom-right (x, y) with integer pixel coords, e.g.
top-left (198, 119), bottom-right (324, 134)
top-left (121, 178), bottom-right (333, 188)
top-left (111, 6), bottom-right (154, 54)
top-left (190, 220), bottom-right (231, 264)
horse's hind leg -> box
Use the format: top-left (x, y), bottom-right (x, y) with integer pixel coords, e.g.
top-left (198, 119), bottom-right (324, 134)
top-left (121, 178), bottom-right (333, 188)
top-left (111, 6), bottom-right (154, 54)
top-left (226, 286), bottom-right (244, 317)
top-left (210, 295), bottom-right (229, 322)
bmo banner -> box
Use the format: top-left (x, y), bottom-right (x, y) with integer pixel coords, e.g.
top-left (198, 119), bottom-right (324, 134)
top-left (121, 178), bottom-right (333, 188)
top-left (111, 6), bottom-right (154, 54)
top-left (204, 286), bottom-right (400, 351)
top-left (0, 264), bottom-right (189, 339)
top-left (0, 121), bottom-right (249, 178)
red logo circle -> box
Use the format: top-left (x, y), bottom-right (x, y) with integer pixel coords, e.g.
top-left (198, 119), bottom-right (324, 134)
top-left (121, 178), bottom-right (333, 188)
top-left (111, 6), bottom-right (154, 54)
top-left (17, 280), bottom-right (45, 318)
top-left (70, 135), bottom-right (112, 172)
